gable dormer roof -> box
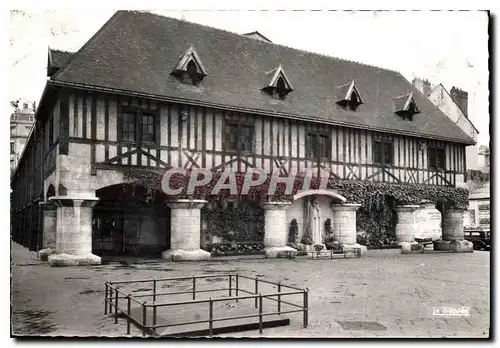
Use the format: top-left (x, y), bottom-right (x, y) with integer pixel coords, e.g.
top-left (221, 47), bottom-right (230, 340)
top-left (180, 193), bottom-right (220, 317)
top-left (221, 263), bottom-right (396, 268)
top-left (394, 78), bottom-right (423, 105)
top-left (263, 65), bottom-right (293, 91)
top-left (171, 45), bottom-right (208, 78)
top-left (334, 80), bottom-right (364, 105)
top-left (394, 92), bottom-right (420, 114)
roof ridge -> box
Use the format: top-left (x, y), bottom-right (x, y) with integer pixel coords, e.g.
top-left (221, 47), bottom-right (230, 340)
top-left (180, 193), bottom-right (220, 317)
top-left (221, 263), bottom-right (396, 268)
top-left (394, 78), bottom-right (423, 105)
top-left (126, 10), bottom-right (404, 76)
top-left (51, 11), bottom-right (124, 81)
top-left (49, 48), bottom-right (74, 54)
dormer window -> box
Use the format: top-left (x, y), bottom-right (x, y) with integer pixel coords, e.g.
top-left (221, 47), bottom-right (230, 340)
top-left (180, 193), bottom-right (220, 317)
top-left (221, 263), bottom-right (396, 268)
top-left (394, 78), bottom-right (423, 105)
top-left (335, 80), bottom-right (364, 110)
top-left (263, 65), bottom-right (293, 100)
top-left (276, 77), bottom-right (287, 99)
top-left (171, 46), bottom-right (207, 85)
top-left (186, 60), bottom-right (199, 84)
top-left (394, 92), bottom-right (420, 120)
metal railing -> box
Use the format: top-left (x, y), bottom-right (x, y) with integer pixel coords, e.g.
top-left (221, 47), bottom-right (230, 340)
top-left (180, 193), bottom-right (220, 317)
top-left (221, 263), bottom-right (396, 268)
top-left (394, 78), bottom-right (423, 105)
top-left (104, 274), bottom-right (308, 337)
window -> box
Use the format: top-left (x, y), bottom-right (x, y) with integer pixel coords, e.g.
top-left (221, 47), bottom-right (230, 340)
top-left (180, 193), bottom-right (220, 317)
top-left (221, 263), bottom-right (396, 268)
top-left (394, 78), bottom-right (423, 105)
top-left (306, 132), bottom-right (330, 159)
top-left (186, 60), bottom-right (199, 84)
top-left (478, 204), bottom-right (490, 211)
top-left (335, 80), bottom-right (364, 110)
top-left (373, 134), bottom-right (393, 165)
top-left (428, 142), bottom-right (446, 170)
top-left (141, 114), bottom-right (155, 143)
top-left (120, 108), bottom-right (157, 144)
top-left (10, 143), bottom-right (15, 154)
top-left (223, 121), bottom-right (254, 153)
top-left (263, 65), bottom-right (293, 100)
top-left (11, 114), bottom-right (16, 121)
top-left (122, 113), bottom-right (136, 141)
top-left (348, 92), bottom-right (360, 111)
top-left (276, 77), bottom-right (287, 100)
top-left (29, 116), bottom-right (34, 122)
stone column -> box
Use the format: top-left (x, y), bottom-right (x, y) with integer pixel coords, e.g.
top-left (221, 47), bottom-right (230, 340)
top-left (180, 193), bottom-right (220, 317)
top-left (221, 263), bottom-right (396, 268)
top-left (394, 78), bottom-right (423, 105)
top-left (47, 197), bottom-right (101, 266)
top-left (437, 208), bottom-right (473, 253)
top-left (261, 202), bottom-right (296, 258)
top-left (162, 199), bottom-right (211, 261)
top-left (38, 202), bottom-right (57, 261)
top-left (394, 205), bottom-right (420, 244)
top-left (331, 203), bottom-right (366, 255)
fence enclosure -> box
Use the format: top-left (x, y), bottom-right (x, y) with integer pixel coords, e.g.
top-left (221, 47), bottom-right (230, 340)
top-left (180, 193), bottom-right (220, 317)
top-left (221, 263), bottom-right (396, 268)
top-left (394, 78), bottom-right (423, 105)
top-left (104, 274), bottom-right (308, 337)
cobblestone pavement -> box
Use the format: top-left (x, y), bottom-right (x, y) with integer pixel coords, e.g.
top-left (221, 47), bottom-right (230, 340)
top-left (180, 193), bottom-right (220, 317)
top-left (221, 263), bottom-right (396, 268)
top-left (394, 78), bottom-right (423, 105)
top-left (11, 242), bottom-right (490, 338)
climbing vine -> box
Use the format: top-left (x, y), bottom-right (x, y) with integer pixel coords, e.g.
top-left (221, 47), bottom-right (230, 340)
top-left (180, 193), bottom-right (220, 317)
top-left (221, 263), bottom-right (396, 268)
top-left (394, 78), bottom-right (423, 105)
top-left (123, 167), bottom-right (469, 208)
top-left (123, 167), bottom-right (469, 209)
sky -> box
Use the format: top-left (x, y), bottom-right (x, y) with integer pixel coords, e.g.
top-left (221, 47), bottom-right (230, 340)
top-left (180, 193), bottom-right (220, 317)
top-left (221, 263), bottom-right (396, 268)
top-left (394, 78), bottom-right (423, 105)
top-left (8, 9), bottom-right (490, 146)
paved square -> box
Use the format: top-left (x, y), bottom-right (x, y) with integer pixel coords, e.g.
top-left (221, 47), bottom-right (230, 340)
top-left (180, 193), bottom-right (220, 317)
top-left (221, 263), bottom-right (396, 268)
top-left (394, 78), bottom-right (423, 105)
top-left (11, 242), bottom-right (490, 338)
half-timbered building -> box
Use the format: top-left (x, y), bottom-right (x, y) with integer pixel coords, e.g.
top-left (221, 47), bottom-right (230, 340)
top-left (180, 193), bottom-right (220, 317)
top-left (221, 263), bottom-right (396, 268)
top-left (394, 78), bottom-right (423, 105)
top-left (10, 11), bottom-right (475, 265)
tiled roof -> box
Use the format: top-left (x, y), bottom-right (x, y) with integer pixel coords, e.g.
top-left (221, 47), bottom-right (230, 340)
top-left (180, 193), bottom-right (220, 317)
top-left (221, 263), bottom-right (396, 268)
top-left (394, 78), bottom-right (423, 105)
top-left (51, 11), bottom-right (475, 144)
top-left (49, 49), bottom-right (73, 69)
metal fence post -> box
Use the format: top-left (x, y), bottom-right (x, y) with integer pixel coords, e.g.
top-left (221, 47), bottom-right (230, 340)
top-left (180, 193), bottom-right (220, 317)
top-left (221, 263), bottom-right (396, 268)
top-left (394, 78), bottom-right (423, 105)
top-left (209, 297), bottom-right (213, 337)
top-left (235, 274), bottom-right (239, 303)
top-left (126, 295), bottom-right (131, 335)
top-left (152, 304), bottom-right (157, 337)
top-left (277, 282), bottom-right (281, 314)
top-left (259, 293), bottom-right (263, 334)
top-left (108, 284), bottom-right (113, 313)
top-left (192, 276), bottom-right (196, 300)
top-left (142, 302), bottom-right (147, 337)
top-left (114, 289), bottom-right (118, 324)
top-left (153, 278), bottom-right (156, 303)
top-left (254, 278), bottom-right (258, 308)
top-left (229, 274), bottom-right (232, 297)
top-left (104, 283), bottom-right (108, 315)
top-left (303, 289), bottom-right (309, 328)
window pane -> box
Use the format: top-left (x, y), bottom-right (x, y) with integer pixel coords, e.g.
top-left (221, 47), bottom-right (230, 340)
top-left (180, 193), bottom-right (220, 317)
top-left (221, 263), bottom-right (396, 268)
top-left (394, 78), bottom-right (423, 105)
top-left (122, 113), bottom-right (136, 141)
top-left (383, 143), bottom-right (392, 164)
top-left (437, 149), bottom-right (446, 169)
top-left (240, 126), bottom-right (253, 152)
top-left (318, 135), bottom-right (327, 158)
top-left (306, 134), bottom-right (316, 157)
top-left (428, 148), bottom-right (436, 168)
top-left (374, 142), bottom-right (382, 164)
top-left (140, 114), bottom-right (155, 143)
top-left (224, 124), bottom-right (238, 151)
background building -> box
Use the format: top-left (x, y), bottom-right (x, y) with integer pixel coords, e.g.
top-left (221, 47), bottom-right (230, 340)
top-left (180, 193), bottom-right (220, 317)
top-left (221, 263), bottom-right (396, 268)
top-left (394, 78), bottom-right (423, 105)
top-left (10, 99), bottom-right (35, 174)
top-left (412, 78), bottom-right (481, 171)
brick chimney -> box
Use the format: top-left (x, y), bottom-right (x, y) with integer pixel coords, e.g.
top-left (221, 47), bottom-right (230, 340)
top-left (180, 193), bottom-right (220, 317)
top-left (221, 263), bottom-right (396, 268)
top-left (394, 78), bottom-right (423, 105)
top-left (412, 77), bottom-right (432, 97)
top-left (450, 86), bottom-right (468, 117)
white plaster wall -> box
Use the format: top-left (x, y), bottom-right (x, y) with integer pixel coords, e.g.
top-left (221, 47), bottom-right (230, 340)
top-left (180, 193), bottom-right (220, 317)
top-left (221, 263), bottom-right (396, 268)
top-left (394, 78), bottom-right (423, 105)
top-left (286, 196), bottom-right (334, 244)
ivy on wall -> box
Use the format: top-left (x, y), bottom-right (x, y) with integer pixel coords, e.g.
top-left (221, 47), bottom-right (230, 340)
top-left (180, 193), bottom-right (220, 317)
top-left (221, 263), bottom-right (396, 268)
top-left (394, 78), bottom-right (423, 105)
top-left (123, 167), bottom-right (469, 210)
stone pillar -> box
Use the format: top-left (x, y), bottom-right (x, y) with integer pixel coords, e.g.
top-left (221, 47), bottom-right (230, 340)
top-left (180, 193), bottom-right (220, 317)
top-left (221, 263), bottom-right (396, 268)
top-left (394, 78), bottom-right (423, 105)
top-left (47, 197), bottom-right (101, 266)
top-left (162, 199), bottom-right (211, 261)
top-left (261, 202), bottom-right (296, 258)
top-left (414, 202), bottom-right (442, 240)
top-left (38, 202), bottom-right (57, 261)
top-left (436, 208), bottom-right (473, 253)
top-left (331, 203), bottom-right (366, 255)
top-left (393, 205), bottom-right (420, 244)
